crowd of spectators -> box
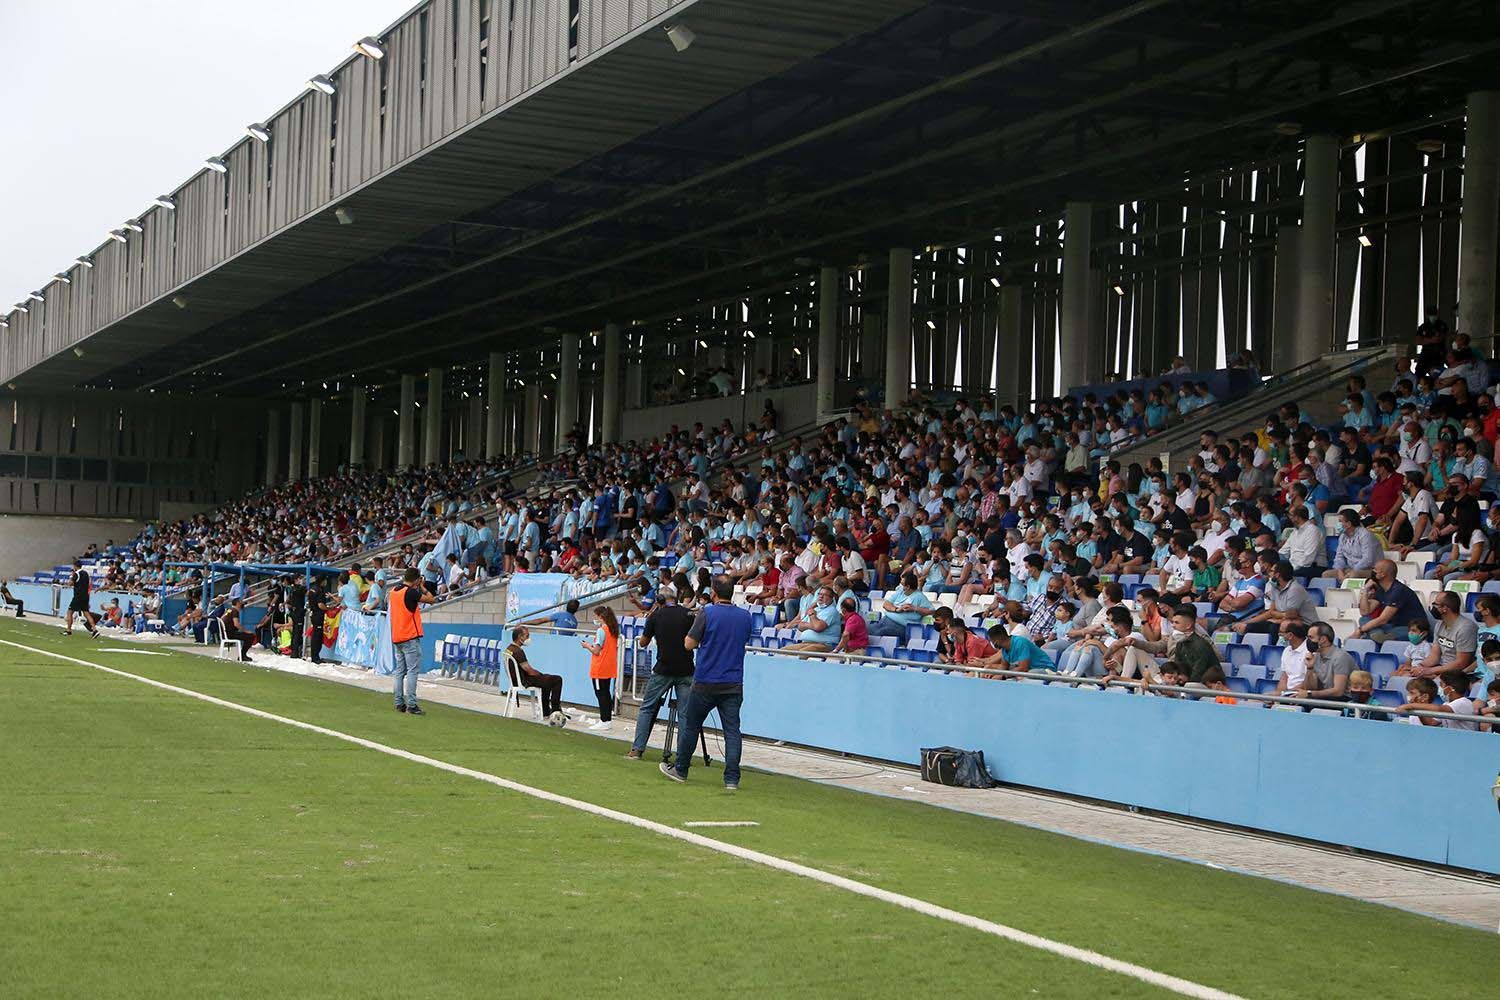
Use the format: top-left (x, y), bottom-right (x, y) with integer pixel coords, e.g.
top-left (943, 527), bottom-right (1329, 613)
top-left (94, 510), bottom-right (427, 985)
top-left (38, 313), bottom-right (1500, 729)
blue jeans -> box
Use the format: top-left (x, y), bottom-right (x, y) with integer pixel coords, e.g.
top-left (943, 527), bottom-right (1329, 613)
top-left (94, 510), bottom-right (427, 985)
top-left (631, 672), bottom-right (692, 753)
top-left (868, 618), bottom-right (909, 639)
top-left (393, 638), bottom-right (422, 707)
top-left (672, 685), bottom-right (743, 786)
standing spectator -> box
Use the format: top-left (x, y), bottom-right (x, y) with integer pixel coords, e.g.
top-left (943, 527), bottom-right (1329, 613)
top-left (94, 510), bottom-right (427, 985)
top-left (580, 606), bottom-right (620, 730)
top-left (389, 569), bottom-right (435, 714)
top-left (64, 560), bottom-right (100, 637)
top-left (662, 579), bottom-right (753, 790)
top-left (628, 588), bottom-right (695, 760)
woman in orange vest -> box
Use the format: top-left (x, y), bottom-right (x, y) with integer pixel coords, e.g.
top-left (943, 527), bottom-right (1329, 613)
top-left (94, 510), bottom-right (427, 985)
top-left (580, 606), bottom-right (620, 731)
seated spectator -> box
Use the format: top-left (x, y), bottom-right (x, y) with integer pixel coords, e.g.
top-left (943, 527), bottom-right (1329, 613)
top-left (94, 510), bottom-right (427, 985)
top-left (1341, 670), bottom-right (1391, 720)
top-left (101, 598), bottom-right (124, 629)
top-left (1232, 560), bottom-right (1318, 639)
top-left (782, 586), bottom-right (843, 653)
top-left (1399, 672), bottom-right (1480, 730)
top-left (506, 626), bottom-right (565, 725)
top-left (833, 597), bottom-right (869, 656)
top-left (1200, 665), bottom-right (1237, 704)
top-left (1273, 622), bottom-right (1314, 695)
top-left (1299, 623), bottom-right (1354, 701)
top-left (1391, 620), bottom-right (1434, 675)
top-left (869, 573), bottom-right (933, 639)
top-left (1322, 509), bottom-right (1381, 582)
top-left (1352, 560), bottom-right (1426, 643)
top-left (981, 614), bottom-right (1054, 675)
top-left (939, 617), bottom-right (995, 667)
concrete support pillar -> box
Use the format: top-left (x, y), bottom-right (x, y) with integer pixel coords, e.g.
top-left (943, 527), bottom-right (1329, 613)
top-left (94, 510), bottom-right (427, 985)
top-left (485, 352), bottom-right (506, 460)
top-left (1059, 201), bottom-right (1096, 390)
top-left (557, 333), bottom-right (580, 454)
top-left (525, 383), bottom-right (541, 454)
top-left (601, 323), bottom-right (622, 444)
top-left (307, 398), bottom-right (322, 479)
top-left (397, 374), bottom-right (417, 468)
top-left (1295, 134), bottom-right (1339, 365)
top-left (884, 248), bottom-right (913, 409)
top-left (817, 265), bottom-right (839, 417)
top-left (348, 387), bottom-right (367, 469)
top-left (288, 401), bottom-right (304, 481)
top-left (626, 360), bottom-right (644, 413)
top-left (993, 286), bottom-right (1024, 409)
top-left (369, 411), bottom-right (386, 471)
top-left (1272, 225), bottom-right (1303, 375)
top-left (264, 408), bottom-right (280, 486)
top-left (465, 393), bottom-right (483, 457)
top-left (1460, 91), bottom-right (1500, 339)
top-left (423, 367), bottom-right (444, 467)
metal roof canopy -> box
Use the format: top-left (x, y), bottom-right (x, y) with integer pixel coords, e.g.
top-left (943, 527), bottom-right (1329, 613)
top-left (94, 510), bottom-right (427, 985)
top-left (6, 0), bottom-right (921, 393)
top-left (8, 0), bottom-right (1498, 400)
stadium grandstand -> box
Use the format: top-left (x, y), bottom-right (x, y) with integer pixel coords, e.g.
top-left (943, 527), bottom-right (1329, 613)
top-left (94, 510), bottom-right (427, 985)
top-left (4, 2), bottom-right (1500, 996)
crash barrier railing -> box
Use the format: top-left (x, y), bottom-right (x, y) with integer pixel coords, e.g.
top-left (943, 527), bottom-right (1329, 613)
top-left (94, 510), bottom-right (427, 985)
top-left (751, 644), bottom-right (1498, 726)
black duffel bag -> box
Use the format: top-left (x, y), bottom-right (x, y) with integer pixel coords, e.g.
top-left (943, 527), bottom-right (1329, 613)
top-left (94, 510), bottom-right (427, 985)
top-left (919, 746), bottom-right (996, 789)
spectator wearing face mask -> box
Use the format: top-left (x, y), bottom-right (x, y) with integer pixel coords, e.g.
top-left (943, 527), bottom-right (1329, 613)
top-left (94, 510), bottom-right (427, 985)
top-left (1299, 623), bottom-right (1355, 701)
top-left (1399, 671), bottom-right (1481, 730)
top-left (1231, 560), bottom-right (1319, 639)
top-left (1406, 591), bottom-right (1478, 680)
top-left (781, 586), bottom-right (844, 653)
top-left (1322, 509), bottom-right (1382, 583)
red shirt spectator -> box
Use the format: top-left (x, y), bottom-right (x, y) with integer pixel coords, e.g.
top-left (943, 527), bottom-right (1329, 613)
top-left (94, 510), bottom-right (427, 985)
top-left (839, 608), bottom-right (869, 654)
top-left (1367, 467), bottom-right (1403, 519)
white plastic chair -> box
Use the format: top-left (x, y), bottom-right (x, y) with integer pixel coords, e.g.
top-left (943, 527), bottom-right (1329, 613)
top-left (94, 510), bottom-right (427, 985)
top-left (502, 650), bottom-right (544, 720)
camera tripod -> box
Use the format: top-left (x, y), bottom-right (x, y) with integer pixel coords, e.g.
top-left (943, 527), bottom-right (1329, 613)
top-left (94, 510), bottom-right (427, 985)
top-left (659, 688), bottom-right (713, 768)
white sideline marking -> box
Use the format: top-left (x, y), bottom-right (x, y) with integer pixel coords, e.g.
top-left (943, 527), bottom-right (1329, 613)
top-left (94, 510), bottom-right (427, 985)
top-left (683, 821), bottom-right (761, 828)
top-left (1, 637), bottom-right (1243, 1000)
top-left (98, 648), bottom-right (168, 655)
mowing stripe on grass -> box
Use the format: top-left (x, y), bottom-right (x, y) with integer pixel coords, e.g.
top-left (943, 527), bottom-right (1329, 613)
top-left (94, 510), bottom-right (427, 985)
top-left (2, 637), bottom-right (1243, 1000)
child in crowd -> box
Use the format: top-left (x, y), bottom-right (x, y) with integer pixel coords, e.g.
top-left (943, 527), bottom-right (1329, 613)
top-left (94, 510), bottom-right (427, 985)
top-left (1393, 619), bottom-right (1433, 675)
top-left (1201, 665), bottom-right (1237, 704)
top-left (1479, 679), bottom-right (1500, 729)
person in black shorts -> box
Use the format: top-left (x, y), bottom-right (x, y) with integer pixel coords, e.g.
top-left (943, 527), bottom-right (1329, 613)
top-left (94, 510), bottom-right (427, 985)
top-left (0, 579), bottom-right (25, 618)
top-left (64, 560), bottom-right (99, 637)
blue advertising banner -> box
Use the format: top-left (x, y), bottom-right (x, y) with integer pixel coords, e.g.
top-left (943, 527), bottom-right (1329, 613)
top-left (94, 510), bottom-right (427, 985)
top-left (333, 610), bottom-right (397, 674)
top-left (505, 574), bottom-right (570, 622)
top-left (504, 573), bottom-right (628, 623)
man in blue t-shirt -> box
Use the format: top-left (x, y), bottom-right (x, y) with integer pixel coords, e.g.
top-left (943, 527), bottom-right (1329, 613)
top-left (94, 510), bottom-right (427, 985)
top-left (661, 578), bottom-right (752, 790)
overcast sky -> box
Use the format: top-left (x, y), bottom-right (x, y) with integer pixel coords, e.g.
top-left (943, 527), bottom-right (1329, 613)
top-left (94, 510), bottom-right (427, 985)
top-left (0, 0), bottom-right (417, 309)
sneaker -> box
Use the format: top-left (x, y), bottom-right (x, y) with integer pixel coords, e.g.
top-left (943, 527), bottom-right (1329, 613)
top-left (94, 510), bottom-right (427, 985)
top-left (588, 720), bottom-right (611, 731)
top-left (407, 705), bottom-right (424, 716)
top-left (724, 783), bottom-right (739, 792)
top-left (625, 749), bottom-right (643, 760)
top-left (395, 704), bottom-right (408, 713)
top-left (659, 762), bottom-right (686, 783)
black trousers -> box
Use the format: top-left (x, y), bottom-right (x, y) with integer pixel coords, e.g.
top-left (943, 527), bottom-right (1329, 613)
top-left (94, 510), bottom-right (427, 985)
top-left (309, 624), bottom-right (324, 662)
top-left (290, 616), bottom-right (305, 658)
top-left (593, 678), bottom-right (614, 722)
top-left (2, 596), bottom-right (22, 616)
top-left (1239, 621), bottom-right (1281, 638)
top-left (525, 671), bottom-right (563, 715)
top-left (227, 628), bottom-right (257, 659)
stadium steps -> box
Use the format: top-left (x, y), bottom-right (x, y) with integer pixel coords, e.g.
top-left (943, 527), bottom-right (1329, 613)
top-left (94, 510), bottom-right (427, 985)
top-left (1111, 344), bottom-right (1401, 473)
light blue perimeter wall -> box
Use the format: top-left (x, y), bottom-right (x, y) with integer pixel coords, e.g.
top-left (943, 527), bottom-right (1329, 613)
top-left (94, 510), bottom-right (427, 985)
top-left (492, 633), bottom-right (1500, 874)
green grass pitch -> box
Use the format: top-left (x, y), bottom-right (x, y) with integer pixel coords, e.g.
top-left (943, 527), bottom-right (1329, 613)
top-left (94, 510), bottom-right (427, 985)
top-left (0, 616), bottom-right (1494, 998)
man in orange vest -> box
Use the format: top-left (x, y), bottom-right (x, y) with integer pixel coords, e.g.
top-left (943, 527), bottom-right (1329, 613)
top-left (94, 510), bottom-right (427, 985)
top-left (390, 568), bottom-right (436, 715)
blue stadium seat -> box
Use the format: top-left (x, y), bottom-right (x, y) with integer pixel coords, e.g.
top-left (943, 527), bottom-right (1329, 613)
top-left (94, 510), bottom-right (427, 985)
top-left (1234, 664), bottom-right (1268, 685)
top-left (1240, 632), bottom-right (1271, 650)
top-left (1253, 678), bottom-right (1279, 695)
top-left (1307, 589), bottom-right (1325, 606)
top-left (1118, 574), bottom-right (1141, 587)
top-left (1370, 690), bottom-right (1404, 708)
top-left (1362, 652), bottom-right (1400, 680)
top-left (1226, 644), bottom-right (1255, 672)
top-left (1307, 577), bottom-right (1334, 592)
top-left (1256, 645), bottom-right (1284, 672)
top-left (1343, 638), bottom-right (1378, 660)
top-left (1225, 676), bottom-right (1251, 695)
top-left (1483, 580), bottom-right (1500, 596)
top-left (869, 636), bottom-right (898, 659)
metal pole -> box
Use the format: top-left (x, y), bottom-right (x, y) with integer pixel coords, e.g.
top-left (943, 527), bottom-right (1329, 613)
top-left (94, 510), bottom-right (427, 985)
top-left (1295, 134), bottom-right (1339, 363)
top-left (1459, 90), bottom-right (1500, 339)
top-left (817, 266), bottom-right (839, 418)
top-left (884, 248), bottom-right (913, 409)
